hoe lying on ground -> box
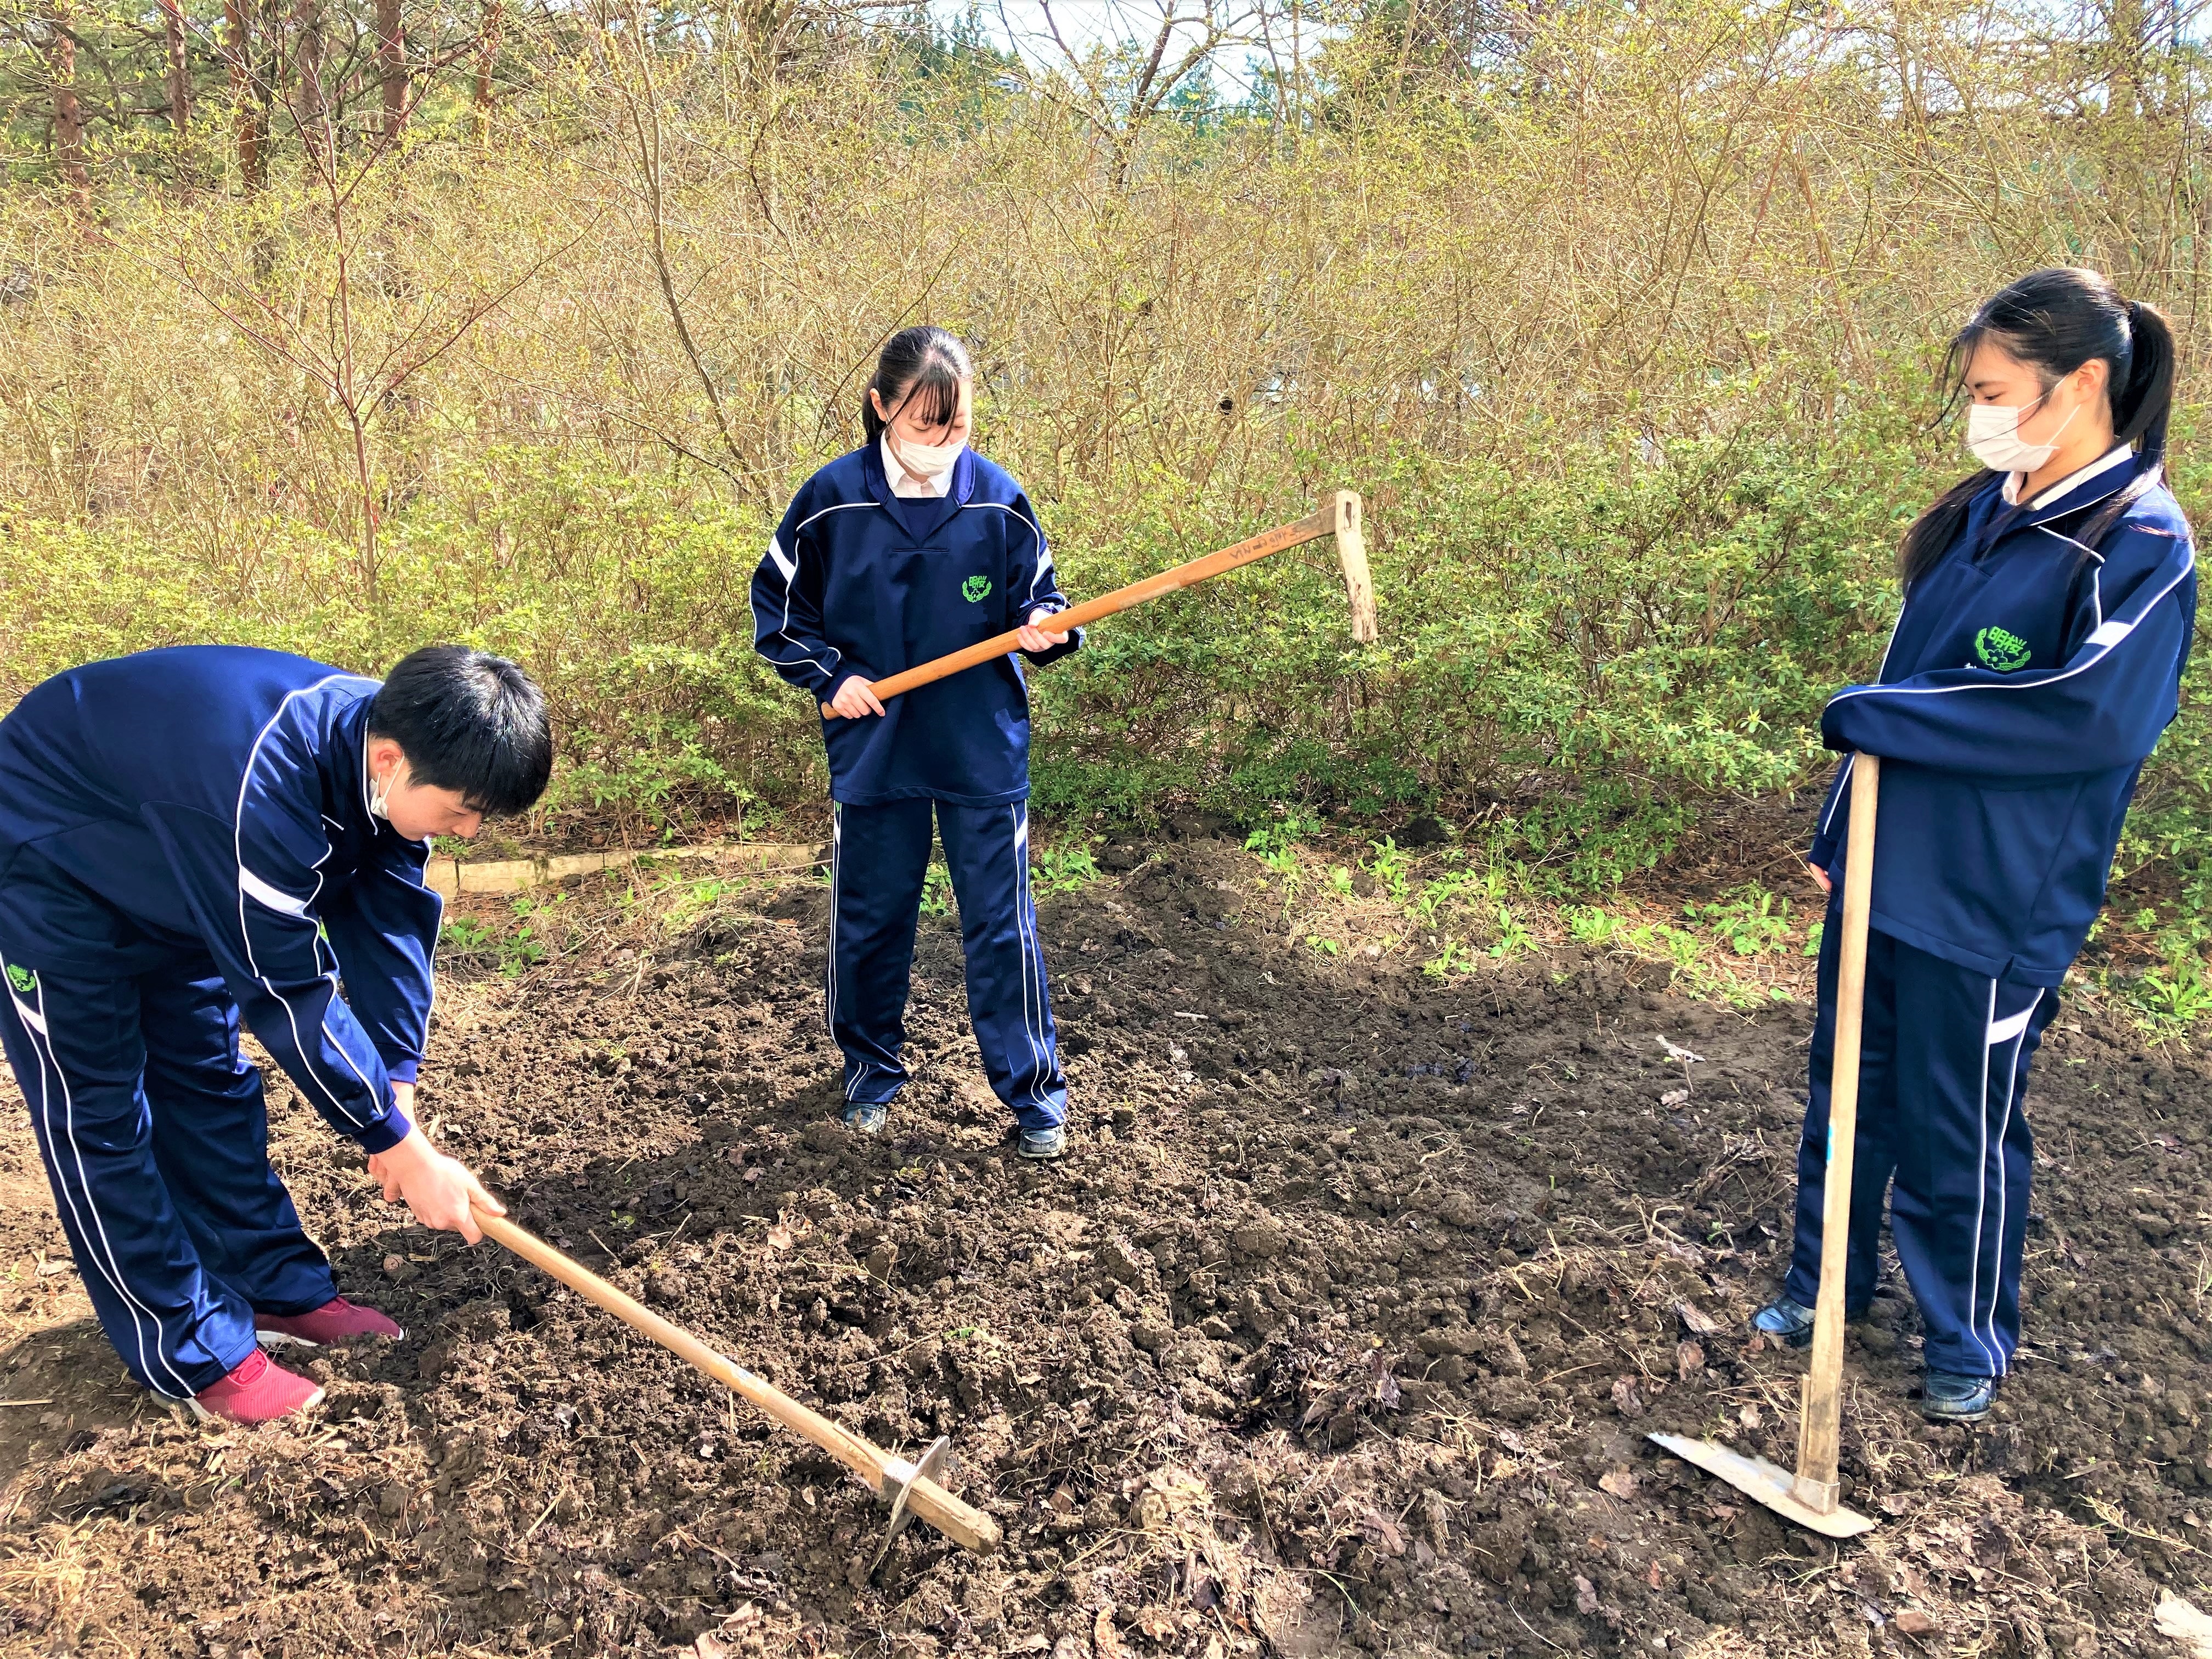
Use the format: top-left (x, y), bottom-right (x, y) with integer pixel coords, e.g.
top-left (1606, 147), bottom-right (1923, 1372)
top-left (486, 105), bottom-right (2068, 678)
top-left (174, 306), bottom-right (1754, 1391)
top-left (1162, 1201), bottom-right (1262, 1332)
top-left (823, 491), bottom-right (1378, 718)
top-left (474, 1207), bottom-right (998, 1570)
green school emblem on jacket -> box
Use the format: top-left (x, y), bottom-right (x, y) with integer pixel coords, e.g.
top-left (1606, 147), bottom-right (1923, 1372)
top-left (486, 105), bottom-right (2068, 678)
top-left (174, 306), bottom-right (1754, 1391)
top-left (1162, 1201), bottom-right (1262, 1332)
top-left (4, 963), bottom-right (35, 996)
top-left (1975, 625), bottom-right (2031, 673)
top-left (962, 574), bottom-right (992, 603)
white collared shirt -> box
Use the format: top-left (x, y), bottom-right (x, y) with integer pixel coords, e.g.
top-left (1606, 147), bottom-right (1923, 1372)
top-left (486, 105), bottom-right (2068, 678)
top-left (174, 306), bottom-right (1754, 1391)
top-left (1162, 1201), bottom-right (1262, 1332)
top-left (2000, 442), bottom-right (2135, 509)
top-left (880, 434), bottom-right (952, 500)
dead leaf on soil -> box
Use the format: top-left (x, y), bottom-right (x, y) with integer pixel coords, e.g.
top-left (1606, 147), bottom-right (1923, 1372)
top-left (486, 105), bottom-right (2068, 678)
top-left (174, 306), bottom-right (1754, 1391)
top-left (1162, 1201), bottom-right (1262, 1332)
top-left (1360, 1509), bottom-right (1406, 1554)
top-left (1610, 1377), bottom-right (1646, 1418)
top-left (1675, 1300), bottom-right (1723, 1337)
top-left (1575, 1575), bottom-right (1601, 1616)
top-left (1252, 1575), bottom-right (1331, 1659)
top-left (1677, 1341), bottom-right (1706, 1379)
top-left (1185, 1554), bottom-right (1219, 1611)
top-left (1598, 1468), bottom-right (1639, 1499)
top-left (1094, 1606), bottom-right (1128, 1659)
top-left (1049, 1485), bottom-right (1077, 1515)
top-left (2158, 1593), bottom-right (2212, 1657)
top-left (1369, 1350), bottom-right (1401, 1409)
top-left (1892, 1610), bottom-right (1939, 1638)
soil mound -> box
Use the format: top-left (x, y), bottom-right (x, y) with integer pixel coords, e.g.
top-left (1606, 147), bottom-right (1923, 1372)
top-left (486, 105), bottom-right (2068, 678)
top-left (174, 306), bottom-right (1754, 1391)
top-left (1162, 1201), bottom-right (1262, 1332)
top-left (2, 840), bottom-right (2208, 1656)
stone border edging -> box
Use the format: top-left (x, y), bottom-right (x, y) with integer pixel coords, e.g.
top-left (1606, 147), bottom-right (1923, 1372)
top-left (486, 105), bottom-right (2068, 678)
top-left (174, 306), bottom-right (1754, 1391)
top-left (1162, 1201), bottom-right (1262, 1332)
top-left (426, 842), bottom-right (827, 898)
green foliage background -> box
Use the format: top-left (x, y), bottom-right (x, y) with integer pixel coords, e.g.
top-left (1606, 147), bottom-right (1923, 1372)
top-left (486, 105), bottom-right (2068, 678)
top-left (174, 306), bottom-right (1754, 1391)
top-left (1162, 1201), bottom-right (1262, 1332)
top-left (0, 0), bottom-right (2204, 953)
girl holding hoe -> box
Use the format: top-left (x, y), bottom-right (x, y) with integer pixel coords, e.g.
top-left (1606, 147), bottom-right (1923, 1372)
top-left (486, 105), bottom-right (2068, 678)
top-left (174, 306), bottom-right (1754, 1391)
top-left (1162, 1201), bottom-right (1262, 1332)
top-left (1756, 268), bottom-right (2198, 1421)
top-left (751, 326), bottom-right (1080, 1160)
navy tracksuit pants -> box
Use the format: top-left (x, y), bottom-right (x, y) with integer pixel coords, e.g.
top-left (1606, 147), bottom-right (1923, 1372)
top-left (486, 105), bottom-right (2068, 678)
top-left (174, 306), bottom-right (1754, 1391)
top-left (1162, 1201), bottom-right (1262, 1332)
top-left (1782, 899), bottom-right (2057, 1378)
top-left (0, 951), bottom-right (335, 1397)
top-left (829, 798), bottom-right (1066, 1131)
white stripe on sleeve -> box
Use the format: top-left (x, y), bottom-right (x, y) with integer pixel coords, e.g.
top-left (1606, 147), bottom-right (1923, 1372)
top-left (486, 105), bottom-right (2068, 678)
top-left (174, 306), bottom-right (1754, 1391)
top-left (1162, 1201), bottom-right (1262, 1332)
top-left (239, 866), bottom-right (310, 917)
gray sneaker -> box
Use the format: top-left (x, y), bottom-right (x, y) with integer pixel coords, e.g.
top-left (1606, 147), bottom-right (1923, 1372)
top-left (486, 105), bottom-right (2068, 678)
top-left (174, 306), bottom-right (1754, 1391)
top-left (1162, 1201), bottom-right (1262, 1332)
top-left (842, 1102), bottom-right (889, 1135)
top-left (1017, 1126), bottom-right (1066, 1161)
top-left (1921, 1370), bottom-right (1996, 1423)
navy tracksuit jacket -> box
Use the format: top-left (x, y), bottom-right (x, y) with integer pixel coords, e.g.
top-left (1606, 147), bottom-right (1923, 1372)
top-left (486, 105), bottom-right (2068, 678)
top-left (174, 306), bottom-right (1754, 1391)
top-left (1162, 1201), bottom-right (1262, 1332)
top-left (0, 647), bottom-right (439, 1395)
top-left (751, 444), bottom-right (1079, 1126)
top-left (1785, 449), bottom-right (2197, 1376)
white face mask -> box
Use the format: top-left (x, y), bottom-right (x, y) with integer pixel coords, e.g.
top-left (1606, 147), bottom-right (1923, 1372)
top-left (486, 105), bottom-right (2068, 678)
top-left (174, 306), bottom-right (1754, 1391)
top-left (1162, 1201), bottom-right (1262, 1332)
top-left (1966, 392), bottom-right (2081, 474)
top-left (886, 431), bottom-right (965, 480)
top-left (369, 763), bottom-right (403, 821)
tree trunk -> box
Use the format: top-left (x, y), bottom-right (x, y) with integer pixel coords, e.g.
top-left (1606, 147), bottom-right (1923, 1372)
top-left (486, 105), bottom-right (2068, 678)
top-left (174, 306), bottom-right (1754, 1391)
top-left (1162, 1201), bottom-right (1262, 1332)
top-left (157, 0), bottom-right (190, 138)
top-left (292, 0), bottom-right (328, 167)
top-left (224, 0), bottom-right (265, 190)
top-left (475, 0), bottom-right (501, 145)
top-left (376, 0), bottom-right (406, 138)
top-left (46, 0), bottom-right (89, 210)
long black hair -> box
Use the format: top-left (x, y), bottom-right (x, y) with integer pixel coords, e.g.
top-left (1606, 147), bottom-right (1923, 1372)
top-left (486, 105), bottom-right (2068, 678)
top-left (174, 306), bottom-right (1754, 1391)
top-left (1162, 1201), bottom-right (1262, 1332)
top-left (1900, 267), bottom-right (2178, 585)
top-left (861, 325), bottom-right (972, 443)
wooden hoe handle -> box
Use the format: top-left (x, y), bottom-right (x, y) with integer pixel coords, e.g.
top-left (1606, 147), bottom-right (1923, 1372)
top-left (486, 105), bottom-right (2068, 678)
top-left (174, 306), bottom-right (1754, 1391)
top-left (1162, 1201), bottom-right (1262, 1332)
top-left (1792, 753), bottom-right (1879, 1515)
top-left (828, 492), bottom-right (1375, 717)
top-left (473, 1207), bottom-right (1001, 1554)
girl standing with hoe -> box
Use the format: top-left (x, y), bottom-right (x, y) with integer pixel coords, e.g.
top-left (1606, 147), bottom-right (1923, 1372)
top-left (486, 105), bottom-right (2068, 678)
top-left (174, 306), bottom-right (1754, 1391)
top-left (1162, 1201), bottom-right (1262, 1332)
top-left (751, 327), bottom-right (1080, 1160)
top-left (1755, 268), bottom-right (2197, 1421)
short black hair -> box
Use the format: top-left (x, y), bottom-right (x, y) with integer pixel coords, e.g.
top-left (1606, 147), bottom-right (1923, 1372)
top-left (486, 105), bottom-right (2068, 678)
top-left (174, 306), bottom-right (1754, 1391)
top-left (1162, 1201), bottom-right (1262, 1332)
top-left (369, 646), bottom-right (552, 816)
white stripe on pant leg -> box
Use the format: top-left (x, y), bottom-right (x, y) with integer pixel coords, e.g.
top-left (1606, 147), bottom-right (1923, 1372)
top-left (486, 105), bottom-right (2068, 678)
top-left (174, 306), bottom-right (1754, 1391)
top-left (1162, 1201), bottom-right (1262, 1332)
top-left (1011, 806), bottom-right (1047, 1105)
top-left (1963, 980), bottom-right (2000, 1375)
top-left (1023, 806), bottom-right (1054, 1109)
top-left (5, 963), bottom-right (196, 1397)
top-left (1009, 805), bottom-right (1051, 1109)
top-left (1981, 989), bottom-right (2042, 1376)
top-left (827, 803), bottom-right (842, 1071)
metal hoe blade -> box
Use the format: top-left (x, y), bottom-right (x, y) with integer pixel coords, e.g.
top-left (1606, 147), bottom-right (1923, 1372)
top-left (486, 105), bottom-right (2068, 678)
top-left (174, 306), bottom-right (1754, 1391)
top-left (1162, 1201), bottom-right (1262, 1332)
top-left (869, 1435), bottom-right (952, 1576)
top-left (1646, 1432), bottom-right (1875, 1539)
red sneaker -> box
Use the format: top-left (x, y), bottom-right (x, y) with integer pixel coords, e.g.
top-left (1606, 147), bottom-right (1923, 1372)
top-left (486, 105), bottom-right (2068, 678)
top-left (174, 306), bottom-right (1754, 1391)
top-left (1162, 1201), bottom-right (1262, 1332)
top-left (191, 1348), bottom-right (324, 1425)
top-left (255, 1296), bottom-right (405, 1348)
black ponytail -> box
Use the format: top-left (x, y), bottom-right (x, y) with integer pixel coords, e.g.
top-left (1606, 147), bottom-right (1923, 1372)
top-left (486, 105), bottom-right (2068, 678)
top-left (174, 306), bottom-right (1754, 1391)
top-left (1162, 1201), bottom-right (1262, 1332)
top-left (1899, 268), bottom-right (2179, 585)
top-left (861, 325), bottom-right (972, 443)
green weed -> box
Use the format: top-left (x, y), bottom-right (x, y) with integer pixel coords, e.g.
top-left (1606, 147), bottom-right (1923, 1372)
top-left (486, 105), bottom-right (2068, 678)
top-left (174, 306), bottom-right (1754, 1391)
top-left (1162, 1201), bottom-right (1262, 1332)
top-left (441, 915), bottom-right (492, 954)
top-left (1032, 842), bottom-right (1102, 898)
top-left (920, 864), bottom-right (953, 918)
top-left (1364, 837), bottom-right (1413, 904)
top-left (1245, 811), bottom-right (1320, 876)
top-left (2126, 943), bottom-right (2212, 1040)
top-left (1684, 888), bottom-right (1793, 956)
top-left (1425, 938), bottom-right (1477, 979)
top-left (1489, 907), bottom-right (1534, 959)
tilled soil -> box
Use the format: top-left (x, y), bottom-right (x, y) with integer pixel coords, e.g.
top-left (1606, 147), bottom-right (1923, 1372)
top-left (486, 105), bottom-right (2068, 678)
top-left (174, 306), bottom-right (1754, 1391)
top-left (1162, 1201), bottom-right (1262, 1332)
top-left (2, 838), bottom-right (2210, 1658)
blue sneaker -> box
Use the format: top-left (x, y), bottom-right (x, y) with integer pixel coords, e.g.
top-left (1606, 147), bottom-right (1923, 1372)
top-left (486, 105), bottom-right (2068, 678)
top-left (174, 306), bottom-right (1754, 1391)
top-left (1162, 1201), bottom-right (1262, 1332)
top-left (1017, 1126), bottom-right (1066, 1161)
top-left (842, 1102), bottom-right (889, 1135)
top-left (1750, 1296), bottom-right (1817, 1348)
top-left (1921, 1371), bottom-right (1996, 1423)
top-left (1750, 1295), bottom-right (1873, 1349)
